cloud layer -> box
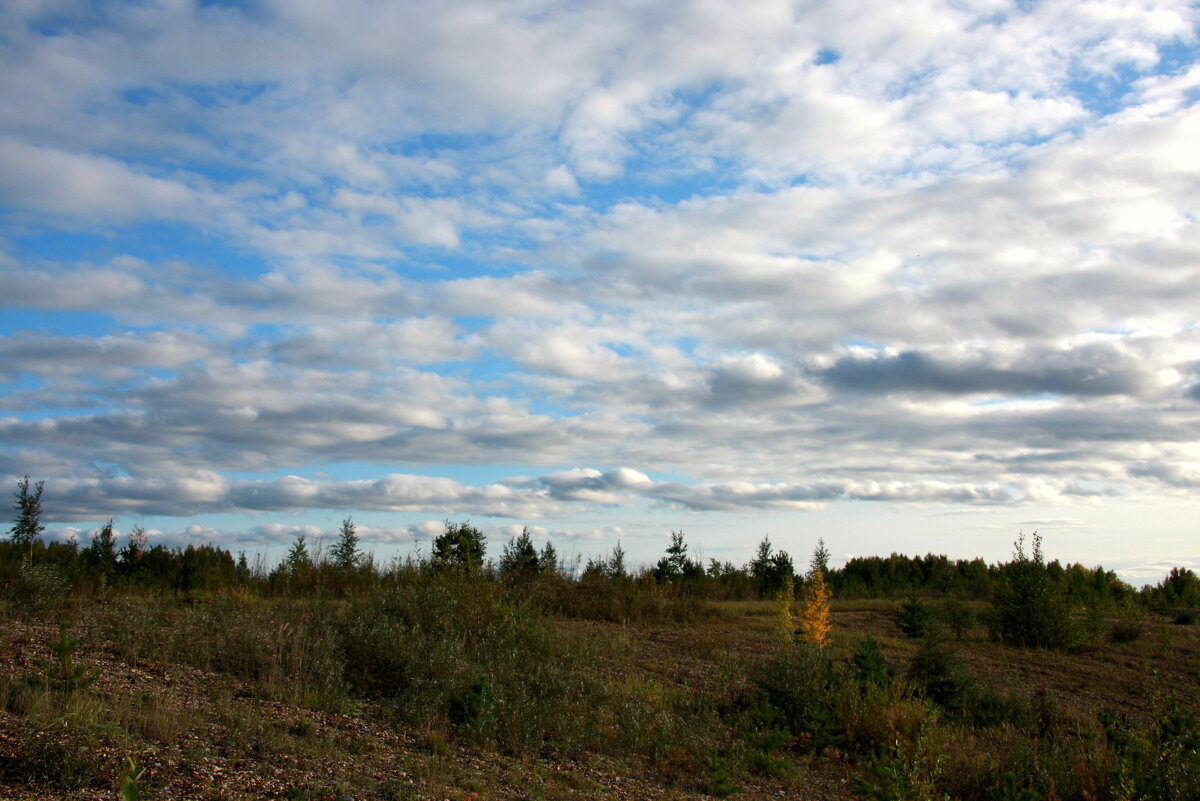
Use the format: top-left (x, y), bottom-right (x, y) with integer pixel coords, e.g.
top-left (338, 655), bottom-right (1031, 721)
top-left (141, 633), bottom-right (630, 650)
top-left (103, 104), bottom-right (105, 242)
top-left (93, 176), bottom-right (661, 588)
top-left (1, 0), bottom-right (1198, 567)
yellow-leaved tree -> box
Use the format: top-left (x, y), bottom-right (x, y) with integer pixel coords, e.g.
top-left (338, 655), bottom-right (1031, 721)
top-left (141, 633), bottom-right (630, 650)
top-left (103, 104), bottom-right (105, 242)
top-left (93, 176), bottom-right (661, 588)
top-left (798, 538), bottom-right (832, 647)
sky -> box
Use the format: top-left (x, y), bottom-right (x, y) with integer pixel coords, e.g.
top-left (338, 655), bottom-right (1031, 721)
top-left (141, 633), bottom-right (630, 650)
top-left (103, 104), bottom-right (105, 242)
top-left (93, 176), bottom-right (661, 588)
top-left (1, 0), bottom-right (1198, 585)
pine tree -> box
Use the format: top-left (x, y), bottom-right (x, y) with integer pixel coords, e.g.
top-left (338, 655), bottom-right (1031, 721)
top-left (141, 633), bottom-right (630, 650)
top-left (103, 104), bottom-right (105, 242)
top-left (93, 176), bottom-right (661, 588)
top-left (9, 475), bottom-right (45, 556)
top-left (539, 541), bottom-right (558, 576)
top-left (331, 517), bottom-right (360, 570)
top-left (500, 527), bottom-right (540, 579)
top-left (809, 537), bottom-right (830, 576)
top-left (86, 520), bottom-right (118, 580)
top-left (608, 540), bottom-right (627, 581)
top-left (285, 534), bottom-right (313, 576)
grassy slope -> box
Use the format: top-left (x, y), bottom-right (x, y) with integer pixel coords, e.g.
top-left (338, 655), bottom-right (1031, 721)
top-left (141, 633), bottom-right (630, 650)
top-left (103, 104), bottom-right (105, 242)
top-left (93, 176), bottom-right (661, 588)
top-left (1, 596), bottom-right (1197, 800)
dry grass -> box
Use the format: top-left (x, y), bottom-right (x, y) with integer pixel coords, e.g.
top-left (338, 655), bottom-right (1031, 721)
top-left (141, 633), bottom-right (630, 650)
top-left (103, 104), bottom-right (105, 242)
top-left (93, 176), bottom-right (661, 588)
top-left (0, 592), bottom-right (1196, 800)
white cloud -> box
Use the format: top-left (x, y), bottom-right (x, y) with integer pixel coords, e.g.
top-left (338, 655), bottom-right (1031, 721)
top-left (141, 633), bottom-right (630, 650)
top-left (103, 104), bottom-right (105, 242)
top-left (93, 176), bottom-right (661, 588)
top-left (1, 0), bottom-right (1198, 572)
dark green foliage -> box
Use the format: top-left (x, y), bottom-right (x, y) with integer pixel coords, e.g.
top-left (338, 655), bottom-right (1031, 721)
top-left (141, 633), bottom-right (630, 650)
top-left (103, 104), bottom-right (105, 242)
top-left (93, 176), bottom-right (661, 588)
top-left (702, 752), bottom-right (739, 797)
top-left (499, 527), bottom-right (540, 580)
top-left (652, 530), bottom-right (704, 587)
top-left (809, 537), bottom-right (830, 577)
top-left (739, 700), bottom-right (792, 778)
top-left (990, 533), bottom-right (1076, 649)
top-left (8, 475), bottom-right (45, 548)
top-left (330, 517), bottom-right (360, 571)
top-left (1108, 609), bottom-right (1146, 643)
top-left (937, 598), bottom-right (975, 639)
top-left (431, 520), bottom-right (486, 574)
top-left (1102, 691), bottom-right (1200, 801)
top-left (605, 540), bottom-right (625, 580)
top-left (284, 534), bottom-right (312, 576)
top-left (1144, 567), bottom-right (1200, 612)
top-left (2, 720), bottom-right (100, 788)
top-left (83, 520), bottom-right (118, 582)
top-left (907, 636), bottom-right (972, 713)
top-left (339, 574), bottom-right (604, 754)
top-left (833, 552), bottom-right (994, 599)
top-left (1172, 607), bottom-right (1197, 625)
top-left (895, 593), bottom-right (934, 638)
top-left (448, 677), bottom-right (493, 726)
top-left (748, 536), bottom-right (794, 598)
top-left (755, 643), bottom-right (841, 749)
top-left (539, 540), bottom-right (559, 575)
top-left (848, 636), bottom-right (893, 688)
top-left (121, 756), bottom-right (146, 801)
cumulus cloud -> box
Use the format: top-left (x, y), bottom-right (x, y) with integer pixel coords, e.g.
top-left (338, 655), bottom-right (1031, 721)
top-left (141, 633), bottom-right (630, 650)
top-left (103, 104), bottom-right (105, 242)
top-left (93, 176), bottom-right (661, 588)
top-left (1, 0), bottom-right (1198, 569)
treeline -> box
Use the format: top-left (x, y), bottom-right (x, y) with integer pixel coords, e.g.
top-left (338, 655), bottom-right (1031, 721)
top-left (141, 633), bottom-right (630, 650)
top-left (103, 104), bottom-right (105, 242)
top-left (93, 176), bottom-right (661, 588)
top-left (4, 518), bottom-right (1198, 619)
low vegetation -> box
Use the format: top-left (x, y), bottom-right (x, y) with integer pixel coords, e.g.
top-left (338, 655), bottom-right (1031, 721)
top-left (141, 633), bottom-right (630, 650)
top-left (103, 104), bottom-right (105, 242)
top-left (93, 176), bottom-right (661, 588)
top-left (2, 482), bottom-right (1198, 800)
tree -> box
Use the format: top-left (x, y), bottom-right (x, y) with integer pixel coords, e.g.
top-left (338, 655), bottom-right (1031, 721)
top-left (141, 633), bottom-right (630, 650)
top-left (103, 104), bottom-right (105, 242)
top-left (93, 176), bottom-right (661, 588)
top-left (119, 524), bottom-right (148, 568)
top-left (809, 537), bottom-right (830, 577)
top-left (539, 541), bottom-right (558, 576)
top-left (285, 534), bottom-right (313, 577)
top-left (607, 540), bottom-right (627, 581)
top-left (749, 536), bottom-right (794, 598)
top-left (9, 475), bottom-right (45, 555)
top-left (85, 520), bottom-right (118, 579)
top-left (432, 520), bottom-right (486, 574)
top-left (799, 568), bottom-right (832, 648)
top-left (653, 530), bottom-right (702, 584)
top-left (799, 540), bottom-right (832, 647)
top-left (499, 527), bottom-right (540, 580)
top-left (331, 517), bottom-right (361, 571)
top-left (991, 532), bottom-right (1075, 649)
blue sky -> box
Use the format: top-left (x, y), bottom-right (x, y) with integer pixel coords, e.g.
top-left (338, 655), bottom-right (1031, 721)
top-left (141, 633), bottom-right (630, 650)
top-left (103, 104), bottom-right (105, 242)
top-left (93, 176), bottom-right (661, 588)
top-left (2, 0), bottom-right (1199, 584)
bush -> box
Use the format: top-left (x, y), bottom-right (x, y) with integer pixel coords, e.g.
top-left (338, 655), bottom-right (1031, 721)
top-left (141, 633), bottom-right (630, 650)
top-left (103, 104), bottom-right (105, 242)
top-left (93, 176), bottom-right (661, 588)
top-left (989, 533), bottom-right (1076, 649)
top-left (1108, 611), bottom-right (1146, 644)
top-left (754, 643), bottom-right (841, 749)
top-left (896, 594), bottom-right (934, 638)
top-left (907, 637), bottom-right (973, 714)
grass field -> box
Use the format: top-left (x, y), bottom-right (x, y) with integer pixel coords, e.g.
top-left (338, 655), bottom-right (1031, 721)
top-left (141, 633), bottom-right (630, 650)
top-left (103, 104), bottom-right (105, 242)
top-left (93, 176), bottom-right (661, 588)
top-left (1, 581), bottom-right (1197, 801)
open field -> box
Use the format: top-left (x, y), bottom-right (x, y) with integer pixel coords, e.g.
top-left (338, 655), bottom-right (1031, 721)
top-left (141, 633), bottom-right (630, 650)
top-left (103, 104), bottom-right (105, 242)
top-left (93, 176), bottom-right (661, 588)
top-left (2, 585), bottom-right (1197, 801)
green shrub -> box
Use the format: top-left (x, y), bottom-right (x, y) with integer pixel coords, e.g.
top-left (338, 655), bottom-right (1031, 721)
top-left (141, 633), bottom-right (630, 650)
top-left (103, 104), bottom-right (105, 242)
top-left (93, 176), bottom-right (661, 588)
top-left (755, 643), bottom-right (841, 749)
top-left (989, 534), bottom-right (1076, 649)
top-left (896, 594), bottom-right (934, 638)
top-left (1108, 610), bottom-right (1146, 644)
top-left (849, 636), bottom-right (894, 688)
top-left (1171, 607), bottom-right (1196, 625)
top-left (907, 637), bottom-right (972, 714)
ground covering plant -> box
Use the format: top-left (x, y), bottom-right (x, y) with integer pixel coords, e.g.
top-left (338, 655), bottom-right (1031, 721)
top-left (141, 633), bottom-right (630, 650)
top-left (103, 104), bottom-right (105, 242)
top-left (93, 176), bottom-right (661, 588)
top-left (2, 491), bottom-right (1198, 800)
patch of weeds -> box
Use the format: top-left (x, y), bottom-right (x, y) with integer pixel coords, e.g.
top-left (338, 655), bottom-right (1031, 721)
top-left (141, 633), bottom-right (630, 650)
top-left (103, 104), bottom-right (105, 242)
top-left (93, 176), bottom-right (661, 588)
top-left (25, 623), bottom-right (100, 694)
top-left (3, 723), bottom-right (101, 789)
top-left (418, 728), bottom-right (452, 756)
top-left (854, 725), bottom-right (950, 801)
top-left (120, 755), bottom-right (146, 801)
top-left (986, 771), bottom-right (1041, 801)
